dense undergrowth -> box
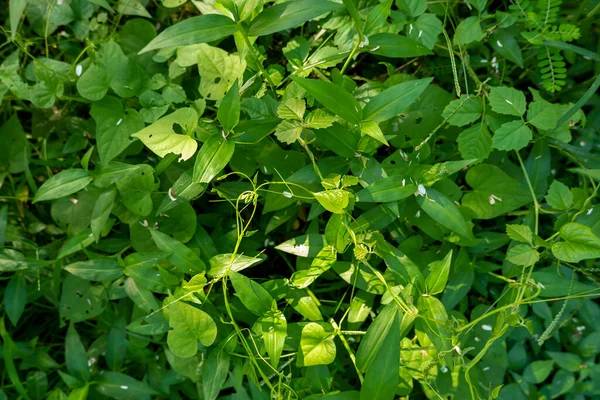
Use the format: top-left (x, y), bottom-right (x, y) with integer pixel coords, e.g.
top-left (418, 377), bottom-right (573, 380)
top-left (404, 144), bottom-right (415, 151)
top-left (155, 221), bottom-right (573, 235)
top-left (1, 0), bottom-right (600, 399)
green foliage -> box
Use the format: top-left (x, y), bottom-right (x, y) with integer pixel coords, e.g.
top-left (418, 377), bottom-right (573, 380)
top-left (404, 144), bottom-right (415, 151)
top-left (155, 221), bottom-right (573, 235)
top-left (1, 0), bottom-right (599, 399)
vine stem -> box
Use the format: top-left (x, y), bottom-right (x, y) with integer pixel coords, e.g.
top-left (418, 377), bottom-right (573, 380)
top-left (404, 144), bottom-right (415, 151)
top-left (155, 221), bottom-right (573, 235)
top-left (515, 150), bottom-right (539, 235)
top-left (238, 26), bottom-right (277, 94)
top-left (330, 319), bottom-right (364, 384)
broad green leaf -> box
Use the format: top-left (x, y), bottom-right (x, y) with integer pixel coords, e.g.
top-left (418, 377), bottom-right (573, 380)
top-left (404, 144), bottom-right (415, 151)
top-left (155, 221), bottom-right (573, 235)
top-left (425, 249), bottom-right (452, 295)
top-left (167, 300), bottom-right (217, 354)
top-left (367, 33), bottom-right (433, 58)
top-left (343, 0), bottom-right (364, 37)
top-left (192, 135), bottom-right (235, 183)
top-left (247, 0), bottom-right (342, 36)
top-left (462, 164), bottom-right (531, 219)
top-left (313, 189), bottom-right (349, 214)
top-left (299, 322), bottom-right (336, 366)
top-left (203, 347), bottom-right (230, 400)
top-left (208, 253), bottom-right (263, 277)
top-left (196, 44), bottom-right (246, 101)
top-left (91, 189), bottom-right (116, 242)
top-left (292, 78), bottom-right (362, 125)
top-left (291, 247), bottom-right (337, 288)
top-left (356, 303), bottom-right (398, 371)
top-left (33, 169), bottom-right (92, 203)
top-left (217, 79), bottom-right (240, 132)
top-left (506, 244), bottom-right (539, 266)
top-left (417, 187), bottom-right (474, 240)
top-left (545, 180), bottom-right (573, 210)
top-left (408, 13), bottom-right (443, 49)
top-left (150, 229), bottom-right (206, 273)
top-left (488, 87), bottom-right (526, 116)
top-left (398, 0), bottom-right (426, 17)
top-left (506, 224), bottom-right (533, 244)
top-left (230, 271), bottom-right (274, 316)
top-left (115, 164), bottom-right (158, 216)
top-left (9, 0), bottom-right (27, 40)
top-left (95, 371), bottom-right (158, 399)
top-left (523, 360), bottom-right (554, 384)
top-left (569, 168), bottom-right (600, 182)
top-left (490, 29), bottom-right (524, 68)
top-left (60, 275), bottom-right (108, 323)
top-left (420, 159), bottom-right (475, 185)
top-left (305, 109), bottom-right (335, 129)
top-left (355, 176), bottom-right (416, 202)
top-left (140, 14), bottom-right (237, 53)
top-left (77, 64), bottom-right (109, 101)
top-left (261, 310), bottom-right (287, 369)
top-left (363, 78), bottom-right (432, 123)
top-left (454, 16), bottom-right (485, 45)
top-left (333, 261), bottom-right (385, 294)
top-left (275, 120), bottom-right (304, 144)
top-left (124, 277), bottom-right (159, 313)
top-left (286, 287), bottom-right (323, 321)
top-left (457, 122), bottom-right (492, 161)
top-left (415, 296), bottom-right (452, 362)
top-left (360, 120), bottom-right (388, 145)
top-left (527, 100), bottom-right (558, 131)
top-left (64, 259), bottom-right (123, 281)
top-left (442, 95), bottom-right (482, 126)
top-left (364, 0), bottom-right (393, 34)
top-left (278, 98), bottom-right (306, 121)
top-left (546, 351), bottom-right (582, 372)
top-left (90, 96), bottom-right (144, 163)
top-left (359, 308), bottom-right (401, 400)
top-left (551, 223), bottom-right (600, 263)
top-left (492, 120), bottom-right (532, 151)
top-left (441, 249), bottom-right (474, 310)
top-left (5, 273), bottom-right (26, 326)
top-left (132, 108), bottom-right (199, 161)
top-left (66, 324), bottom-right (90, 382)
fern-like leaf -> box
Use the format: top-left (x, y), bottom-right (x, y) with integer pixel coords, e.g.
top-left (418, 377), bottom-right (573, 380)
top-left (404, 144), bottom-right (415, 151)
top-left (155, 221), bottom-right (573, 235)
top-left (509, 0), bottom-right (533, 22)
top-left (545, 24), bottom-right (581, 42)
top-left (537, 0), bottom-right (561, 27)
top-left (537, 47), bottom-right (567, 92)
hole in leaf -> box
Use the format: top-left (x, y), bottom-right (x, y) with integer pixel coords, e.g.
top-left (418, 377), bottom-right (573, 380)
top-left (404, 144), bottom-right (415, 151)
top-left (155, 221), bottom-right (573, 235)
top-left (149, 134), bottom-right (153, 138)
top-left (415, 117), bottom-right (422, 125)
top-left (214, 77), bottom-right (221, 84)
top-left (172, 123), bottom-right (185, 135)
top-left (390, 160), bottom-right (396, 165)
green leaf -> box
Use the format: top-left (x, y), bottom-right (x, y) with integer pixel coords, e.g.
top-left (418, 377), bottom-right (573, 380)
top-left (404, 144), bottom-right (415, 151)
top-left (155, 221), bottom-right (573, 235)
top-left (66, 324), bottom-right (90, 382)
top-left (196, 44), bottom-right (246, 101)
top-left (275, 120), bottom-right (304, 144)
top-left (442, 95), bottom-right (482, 126)
top-left (360, 120), bottom-right (388, 145)
top-left (291, 247), bottom-right (337, 288)
top-left (359, 308), bottom-right (401, 400)
top-left (425, 249), bottom-right (452, 295)
top-left (192, 135), bottom-right (235, 183)
top-left (91, 189), bottom-right (116, 242)
top-left (363, 78), bottom-right (432, 123)
top-left (527, 100), bottom-right (557, 131)
top-left (208, 253), bottom-right (263, 277)
top-left (91, 96), bottom-right (144, 163)
top-left (313, 190), bottom-right (349, 214)
top-left (356, 303), bottom-right (399, 371)
top-left (95, 371), bottom-right (158, 399)
top-left (247, 0), bottom-right (342, 36)
top-left (286, 287), bottom-right (323, 321)
top-left (506, 224), bottom-right (533, 244)
top-left (523, 360), bottom-right (554, 384)
top-left (489, 29), bottom-right (524, 68)
top-left (408, 13), bottom-right (443, 49)
top-left (64, 259), bottom-right (123, 281)
top-left (488, 87), bottom-right (527, 116)
top-left (367, 33), bottom-right (433, 58)
top-left (5, 273), bottom-right (26, 326)
top-left (124, 277), bottom-right (159, 313)
top-left (203, 347), bottom-right (230, 400)
top-left (492, 120), bottom-right (532, 151)
top-left (217, 79), bottom-right (240, 132)
top-left (506, 244), bottom-right (539, 266)
top-left (453, 16), bottom-right (485, 45)
top-left (292, 78), bottom-right (362, 125)
top-left (115, 165), bottom-right (157, 216)
top-left (545, 180), bottom-right (573, 210)
top-left (462, 164), bottom-right (531, 219)
top-left (305, 109), bottom-right (335, 129)
top-left (343, 0), bottom-right (364, 37)
top-left (9, 0), bottom-right (27, 40)
top-left (546, 352), bottom-right (582, 372)
top-left (299, 322), bottom-right (336, 366)
top-left (261, 309), bottom-right (287, 369)
top-left (33, 169), bottom-right (92, 203)
top-left (355, 176), bottom-right (416, 202)
top-left (167, 300), bottom-right (217, 355)
top-left (77, 64), bottom-right (109, 101)
top-left (417, 187), bottom-right (474, 240)
top-left (277, 98), bottom-right (306, 121)
top-left (150, 229), bottom-right (206, 274)
top-left (551, 223), bottom-right (600, 263)
top-left (230, 271), bottom-right (274, 316)
top-left (140, 14), bottom-right (238, 53)
top-left (132, 108), bottom-right (199, 161)
top-left (457, 122), bottom-right (492, 161)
